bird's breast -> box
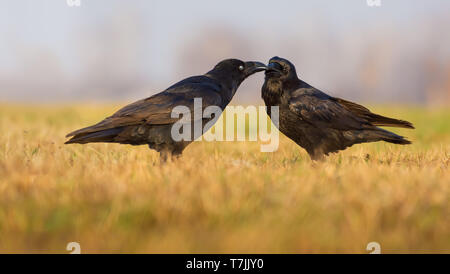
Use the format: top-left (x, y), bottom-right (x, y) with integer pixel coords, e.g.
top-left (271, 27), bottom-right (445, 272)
top-left (262, 85), bottom-right (282, 105)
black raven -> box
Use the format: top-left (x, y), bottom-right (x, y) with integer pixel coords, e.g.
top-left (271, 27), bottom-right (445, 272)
top-left (65, 59), bottom-right (266, 161)
top-left (262, 56), bottom-right (414, 160)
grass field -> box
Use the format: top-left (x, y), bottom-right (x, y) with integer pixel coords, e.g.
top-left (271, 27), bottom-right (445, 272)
top-left (0, 103), bottom-right (448, 253)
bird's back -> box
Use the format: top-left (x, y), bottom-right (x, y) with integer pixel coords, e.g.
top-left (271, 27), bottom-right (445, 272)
top-left (263, 80), bottom-right (413, 159)
top-left (65, 75), bottom-right (225, 146)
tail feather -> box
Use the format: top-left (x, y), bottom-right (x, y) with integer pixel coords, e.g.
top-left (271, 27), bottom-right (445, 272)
top-left (65, 127), bottom-right (124, 144)
top-left (66, 118), bottom-right (113, 138)
top-left (366, 113), bottom-right (414, 129)
top-left (334, 97), bottom-right (414, 129)
top-left (369, 127), bottom-right (412, 145)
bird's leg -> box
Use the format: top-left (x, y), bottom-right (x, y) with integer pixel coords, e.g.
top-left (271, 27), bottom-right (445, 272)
top-left (169, 146), bottom-right (184, 161)
top-left (171, 152), bottom-right (182, 161)
top-left (159, 149), bottom-right (172, 163)
top-left (309, 149), bottom-right (325, 162)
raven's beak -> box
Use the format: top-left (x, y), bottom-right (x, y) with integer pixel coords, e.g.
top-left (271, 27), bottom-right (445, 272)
top-left (244, 61), bottom-right (267, 76)
top-left (266, 62), bottom-right (283, 73)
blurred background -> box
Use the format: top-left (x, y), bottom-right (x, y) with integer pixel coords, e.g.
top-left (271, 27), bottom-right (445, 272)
top-left (0, 0), bottom-right (449, 105)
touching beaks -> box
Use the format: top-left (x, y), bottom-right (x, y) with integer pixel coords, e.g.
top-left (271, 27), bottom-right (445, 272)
top-left (244, 61), bottom-right (268, 75)
top-left (266, 62), bottom-right (283, 73)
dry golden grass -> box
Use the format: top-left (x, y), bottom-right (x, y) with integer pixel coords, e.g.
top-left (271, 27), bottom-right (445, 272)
top-left (0, 103), bottom-right (448, 253)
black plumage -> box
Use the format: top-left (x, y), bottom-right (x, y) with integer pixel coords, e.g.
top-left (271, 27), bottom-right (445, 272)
top-left (65, 59), bottom-right (266, 161)
top-left (262, 56), bottom-right (414, 160)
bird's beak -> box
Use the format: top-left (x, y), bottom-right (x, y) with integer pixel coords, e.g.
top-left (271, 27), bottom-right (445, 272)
top-left (266, 62), bottom-right (283, 73)
top-left (244, 61), bottom-right (267, 76)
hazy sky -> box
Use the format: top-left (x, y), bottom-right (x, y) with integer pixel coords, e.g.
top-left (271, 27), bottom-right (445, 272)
top-left (1, 0), bottom-right (449, 103)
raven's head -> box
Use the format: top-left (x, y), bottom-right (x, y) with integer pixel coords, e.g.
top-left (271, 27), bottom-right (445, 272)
top-left (265, 56), bottom-right (298, 82)
top-left (208, 59), bottom-right (267, 88)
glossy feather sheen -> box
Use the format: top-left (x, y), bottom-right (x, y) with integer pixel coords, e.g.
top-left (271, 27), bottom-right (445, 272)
top-left (262, 57), bottom-right (414, 160)
top-left (65, 59), bottom-right (256, 161)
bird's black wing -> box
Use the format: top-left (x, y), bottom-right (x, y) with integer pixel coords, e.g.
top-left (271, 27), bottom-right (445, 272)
top-left (331, 97), bottom-right (414, 129)
top-left (66, 76), bottom-right (223, 138)
top-left (288, 88), bottom-right (372, 130)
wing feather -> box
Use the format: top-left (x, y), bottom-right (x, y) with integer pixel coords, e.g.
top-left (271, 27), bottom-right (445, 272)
top-left (66, 76), bottom-right (223, 137)
top-left (288, 88), bottom-right (371, 130)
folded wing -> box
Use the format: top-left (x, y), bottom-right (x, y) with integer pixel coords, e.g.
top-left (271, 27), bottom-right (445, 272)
top-left (65, 76), bottom-right (223, 143)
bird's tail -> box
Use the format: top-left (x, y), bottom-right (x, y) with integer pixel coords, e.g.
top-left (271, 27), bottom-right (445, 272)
top-left (65, 127), bottom-right (125, 144)
top-left (366, 113), bottom-right (414, 129)
top-left (366, 127), bottom-right (412, 145)
top-left (334, 98), bottom-right (414, 129)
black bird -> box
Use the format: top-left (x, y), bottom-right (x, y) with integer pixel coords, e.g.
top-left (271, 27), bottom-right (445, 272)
top-left (66, 59), bottom-right (266, 161)
top-left (262, 56), bottom-right (414, 160)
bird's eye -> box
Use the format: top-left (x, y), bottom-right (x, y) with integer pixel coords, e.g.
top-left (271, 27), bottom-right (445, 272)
top-left (238, 65), bottom-right (244, 71)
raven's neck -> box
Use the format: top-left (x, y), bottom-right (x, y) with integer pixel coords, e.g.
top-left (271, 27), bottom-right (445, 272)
top-left (205, 71), bottom-right (239, 104)
top-left (262, 76), bottom-right (302, 106)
